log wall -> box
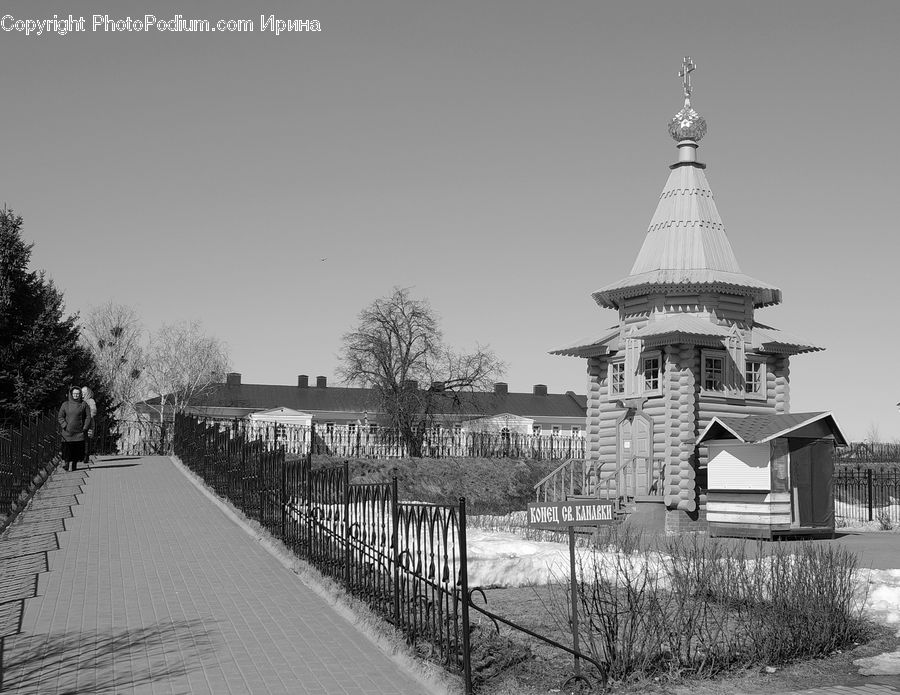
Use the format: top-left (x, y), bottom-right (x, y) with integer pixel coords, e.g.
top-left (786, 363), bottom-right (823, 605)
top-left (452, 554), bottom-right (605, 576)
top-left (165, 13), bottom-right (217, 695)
top-left (580, 292), bottom-right (797, 533)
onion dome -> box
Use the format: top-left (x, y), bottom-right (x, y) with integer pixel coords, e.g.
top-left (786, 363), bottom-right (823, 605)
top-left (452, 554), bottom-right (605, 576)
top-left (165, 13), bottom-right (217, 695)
top-left (668, 98), bottom-right (707, 142)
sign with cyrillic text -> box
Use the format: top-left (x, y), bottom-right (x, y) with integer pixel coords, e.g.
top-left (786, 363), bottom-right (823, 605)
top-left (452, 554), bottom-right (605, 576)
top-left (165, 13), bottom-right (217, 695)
top-left (527, 500), bottom-right (616, 529)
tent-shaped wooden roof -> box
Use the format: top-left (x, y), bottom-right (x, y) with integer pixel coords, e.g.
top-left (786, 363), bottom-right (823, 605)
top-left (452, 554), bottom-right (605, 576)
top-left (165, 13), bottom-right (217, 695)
top-left (592, 136), bottom-right (781, 311)
top-left (698, 412), bottom-right (848, 447)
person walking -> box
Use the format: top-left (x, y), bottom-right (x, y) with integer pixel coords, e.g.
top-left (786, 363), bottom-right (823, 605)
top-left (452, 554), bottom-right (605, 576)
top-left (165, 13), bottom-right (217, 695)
top-left (81, 386), bottom-right (98, 466)
top-left (58, 386), bottom-right (92, 471)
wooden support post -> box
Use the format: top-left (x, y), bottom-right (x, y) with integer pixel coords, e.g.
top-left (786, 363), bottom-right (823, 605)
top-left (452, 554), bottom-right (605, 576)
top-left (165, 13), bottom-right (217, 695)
top-left (568, 526), bottom-right (581, 679)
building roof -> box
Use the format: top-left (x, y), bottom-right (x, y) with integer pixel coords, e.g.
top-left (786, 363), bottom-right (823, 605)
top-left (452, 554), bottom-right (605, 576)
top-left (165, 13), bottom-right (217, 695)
top-left (549, 326), bottom-right (620, 358)
top-left (698, 412), bottom-right (848, 447)
top-left (630, 313), bottom-right (733, 341)
top-left (751, 323), bottom-right (823, 355)
top-left (591, 127), bottom-right (781, 311)
top-left (552, 316), bottom-right (822, 359)
top-left (140, 381), bottom-right (587, 420)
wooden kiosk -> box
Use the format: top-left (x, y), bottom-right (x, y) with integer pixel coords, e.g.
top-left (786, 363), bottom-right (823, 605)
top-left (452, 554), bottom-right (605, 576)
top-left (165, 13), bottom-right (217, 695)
top-left (698, 412), bottom-right (847, 539)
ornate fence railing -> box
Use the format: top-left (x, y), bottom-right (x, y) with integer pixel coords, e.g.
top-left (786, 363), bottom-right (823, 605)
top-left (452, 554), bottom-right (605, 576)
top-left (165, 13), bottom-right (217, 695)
top-left (173, 414), bottom-right (474, 690)
top-left (213, 420), bottom-right (585, 461)
top-left (0, 414), bottom-right (60, 531)
top-left (834, 466), bottom-right (900, 526)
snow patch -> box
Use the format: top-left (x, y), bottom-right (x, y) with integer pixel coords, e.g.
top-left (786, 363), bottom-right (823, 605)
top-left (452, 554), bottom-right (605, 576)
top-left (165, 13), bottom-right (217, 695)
top-left (853, 649), bottom-right (900, 675)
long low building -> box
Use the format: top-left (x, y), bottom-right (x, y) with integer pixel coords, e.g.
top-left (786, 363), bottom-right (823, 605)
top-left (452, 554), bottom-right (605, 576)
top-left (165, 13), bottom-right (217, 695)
top-left (137, 372), bottom-right (587, 438)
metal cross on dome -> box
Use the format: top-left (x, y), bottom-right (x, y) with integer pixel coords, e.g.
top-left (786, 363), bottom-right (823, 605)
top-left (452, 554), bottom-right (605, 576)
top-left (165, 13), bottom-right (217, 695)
top-left (679, 56), bottom-right (696, 98)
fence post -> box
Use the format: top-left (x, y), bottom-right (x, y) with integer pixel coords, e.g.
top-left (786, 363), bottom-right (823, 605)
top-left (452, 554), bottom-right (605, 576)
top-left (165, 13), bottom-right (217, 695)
top-left (457, 497), bottom-right (473, 695)
top-left (343, 461), bottom-right (351, 592)
top-left (867, 468), bottom-right (874, 522)
top-left (280, 450), bottom-right (287, 541)
top-left (240, 438), bottom-right (247, 512)
top-left (257, 447), bottom-right (264, 524)
top-left (391, 476), bottom-right (401, 628)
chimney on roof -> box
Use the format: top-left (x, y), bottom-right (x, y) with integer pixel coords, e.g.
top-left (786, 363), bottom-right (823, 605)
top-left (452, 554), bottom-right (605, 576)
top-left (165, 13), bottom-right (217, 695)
top-left (430, 381), bottom-right (445, 392)
top-left (494, 382), bottom-right (508, 395)
top-left (226, 372), bottom-right (241, 386)
top-left (533, 384), bottom-right (548, 396)
top-left (316, 376), bottom-right (327, 388)
top-left (298, 375), bottom-right (309, 388)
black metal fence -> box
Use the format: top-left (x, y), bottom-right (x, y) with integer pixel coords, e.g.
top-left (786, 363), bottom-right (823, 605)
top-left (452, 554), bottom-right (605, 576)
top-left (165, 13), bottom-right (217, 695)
top-left (835, 442), bottom-right (900, 465)
top-left (91, 418), bottom-right (172, 457)
top-left (834, 466), bottom-right (900, 526)
top-left (214, 420), bottom-right (585, 461)
top-left (173, 414), bottom-right (475, 690)
top-left (0, 414), bottom-right (60, 530)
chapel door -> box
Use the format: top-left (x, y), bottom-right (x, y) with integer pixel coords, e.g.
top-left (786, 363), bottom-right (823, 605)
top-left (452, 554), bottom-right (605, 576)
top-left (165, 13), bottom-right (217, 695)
top-left (618, 413), bottom-right (652, 499)
top-left (809, 440), bottom-right (834, 527)
top-left (789, 441), bottom-right (813, 526)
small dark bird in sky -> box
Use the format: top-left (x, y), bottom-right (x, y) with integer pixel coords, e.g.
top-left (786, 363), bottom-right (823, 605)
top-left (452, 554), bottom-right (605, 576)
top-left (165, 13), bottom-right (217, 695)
top-left (321, 257), bottom-right (327, 262)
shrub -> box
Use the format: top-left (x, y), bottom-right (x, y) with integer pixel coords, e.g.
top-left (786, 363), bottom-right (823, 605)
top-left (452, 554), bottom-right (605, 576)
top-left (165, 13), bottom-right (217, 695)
top-left (547, 535), bottom-right (872, 684)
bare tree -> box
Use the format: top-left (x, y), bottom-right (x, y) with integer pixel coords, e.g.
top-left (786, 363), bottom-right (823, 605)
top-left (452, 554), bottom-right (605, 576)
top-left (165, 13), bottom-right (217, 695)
top-left (81, 302), bottom-right (146, 418)
top-left (144, 320), bottom-right (230, 423)
top-left (865, 422), bottom-right (881, 444)
top-left (338, 287), bottom-right (504, 455)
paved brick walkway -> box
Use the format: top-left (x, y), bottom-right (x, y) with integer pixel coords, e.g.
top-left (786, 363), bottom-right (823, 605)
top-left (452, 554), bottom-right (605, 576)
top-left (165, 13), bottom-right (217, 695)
top-left (0, 457), bottom-right (433, 694)
top-left (776, 687), bottom-right (900, 694)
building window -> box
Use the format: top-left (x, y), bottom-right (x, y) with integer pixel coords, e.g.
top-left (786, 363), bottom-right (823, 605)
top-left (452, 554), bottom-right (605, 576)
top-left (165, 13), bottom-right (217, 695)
top-left (745, 358), bottom-right (766, 399)
top-left (642, 354), bottom-right (661, 395)
top-left (348, 423), bottom-right (357, 435)
top-left (453, 424), bottom-right (462, 436)
top-left (325, 422), bottom-right (335, 434)
top-left (608, 360), bottom-right (625, 397)
top-left (551, 426), bottom-right (560, 436)
top-left (702, 351), bottom-right (725, 393)
top-left (532, 424), bottom-right (542, 436)
top-left (368, 423), bottom-right (379, 434)
top-left (571, 426), bottom-right (581, 437)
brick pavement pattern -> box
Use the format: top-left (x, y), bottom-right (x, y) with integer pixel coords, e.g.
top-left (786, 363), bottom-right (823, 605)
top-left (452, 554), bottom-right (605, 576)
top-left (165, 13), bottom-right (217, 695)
top-left (1, 457), bottom-right (432, 694)
top-left (770, 687), bottom-right (900, 695)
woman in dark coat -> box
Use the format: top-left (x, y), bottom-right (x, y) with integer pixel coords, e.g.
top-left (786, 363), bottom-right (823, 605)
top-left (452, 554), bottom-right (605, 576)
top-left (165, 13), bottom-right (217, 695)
top-left (58, 386), bottom-right (92, 471)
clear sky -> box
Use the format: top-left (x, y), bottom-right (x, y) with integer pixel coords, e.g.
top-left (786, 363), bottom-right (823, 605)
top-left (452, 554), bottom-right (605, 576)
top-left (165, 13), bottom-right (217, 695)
top-left (2, 0), bottom-right (899, 441)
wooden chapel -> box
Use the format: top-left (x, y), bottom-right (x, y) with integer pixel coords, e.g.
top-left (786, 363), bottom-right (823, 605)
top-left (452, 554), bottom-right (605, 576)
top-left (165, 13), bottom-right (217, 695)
top-left (552, 59), bottom-right (823, 532)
